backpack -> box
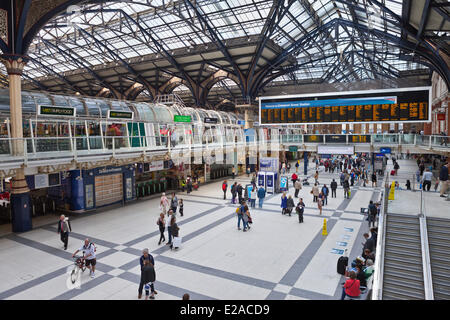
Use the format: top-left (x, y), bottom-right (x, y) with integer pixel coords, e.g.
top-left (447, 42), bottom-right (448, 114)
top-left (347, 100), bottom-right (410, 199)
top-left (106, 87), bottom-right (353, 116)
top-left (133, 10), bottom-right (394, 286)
top-left (222, 183), bottom-right (227, 191)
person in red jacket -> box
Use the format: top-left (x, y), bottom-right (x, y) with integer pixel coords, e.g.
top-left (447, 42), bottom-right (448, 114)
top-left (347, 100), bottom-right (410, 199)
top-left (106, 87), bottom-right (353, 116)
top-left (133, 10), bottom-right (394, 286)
top-left (340, 271), bottom-right (361, 300)
top-left (291, 172), bottom-right (298, 187)
top-left (222, 180), bottom-right (228, 200)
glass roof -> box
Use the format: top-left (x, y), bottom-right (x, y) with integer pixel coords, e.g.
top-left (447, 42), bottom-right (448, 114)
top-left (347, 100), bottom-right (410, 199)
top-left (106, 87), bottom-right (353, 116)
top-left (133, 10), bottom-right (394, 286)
top-left (21, 0), bottom-right (436, 107)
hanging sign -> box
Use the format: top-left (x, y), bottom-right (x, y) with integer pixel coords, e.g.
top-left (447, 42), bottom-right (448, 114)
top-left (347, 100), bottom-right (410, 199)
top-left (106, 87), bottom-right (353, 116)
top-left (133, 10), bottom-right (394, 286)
top-left (107, 110), bottom-right (133, 120)
top-left (174, 115), bottom-right (191, 123)
top-left (38, 105), bottom-right (75, 117)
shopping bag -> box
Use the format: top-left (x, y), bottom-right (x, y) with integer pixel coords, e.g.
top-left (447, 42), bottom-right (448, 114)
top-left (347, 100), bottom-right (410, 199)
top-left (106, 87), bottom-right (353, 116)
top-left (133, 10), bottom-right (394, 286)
top-left (172, 236), bottom-right (182, 249)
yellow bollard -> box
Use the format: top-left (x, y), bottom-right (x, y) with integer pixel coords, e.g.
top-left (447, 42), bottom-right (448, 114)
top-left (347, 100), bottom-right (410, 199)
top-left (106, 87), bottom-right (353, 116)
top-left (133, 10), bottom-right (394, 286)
top-left (322, 218), bottom-right (328, 236)
top-left (388, 181), bottom-right (395, 200)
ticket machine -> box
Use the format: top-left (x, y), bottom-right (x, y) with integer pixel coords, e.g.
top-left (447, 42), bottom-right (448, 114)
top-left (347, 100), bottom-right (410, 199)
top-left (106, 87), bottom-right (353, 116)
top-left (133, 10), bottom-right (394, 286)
top-left (257, 172), bottom-right (266, 188)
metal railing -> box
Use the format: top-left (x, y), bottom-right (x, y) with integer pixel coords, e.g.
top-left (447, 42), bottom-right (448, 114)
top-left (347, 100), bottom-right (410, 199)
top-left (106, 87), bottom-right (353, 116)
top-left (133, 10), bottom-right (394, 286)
top-left (371, 169), bottom-right (389, 300)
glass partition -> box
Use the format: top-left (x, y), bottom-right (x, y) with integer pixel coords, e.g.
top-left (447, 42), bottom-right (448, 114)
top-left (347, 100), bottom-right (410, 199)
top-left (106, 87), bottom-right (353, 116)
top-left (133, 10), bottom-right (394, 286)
top-left (134, 103), bottom-right (156, 122)
top-left (84, 98), bottom-right (102, 118)
top-left (153, 104), bottom-right (173, 123)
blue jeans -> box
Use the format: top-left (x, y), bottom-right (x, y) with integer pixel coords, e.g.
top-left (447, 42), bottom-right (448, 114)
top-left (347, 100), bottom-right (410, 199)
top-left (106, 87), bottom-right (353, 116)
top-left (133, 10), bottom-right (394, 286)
top-left (250, 199), bottom-right (256, 207)
top-left (237, 214), bottom-right (243, 229)
top-left (340, 287), bottom-right (358, 300)
top-left (258, 198), bottom-right (264, 208)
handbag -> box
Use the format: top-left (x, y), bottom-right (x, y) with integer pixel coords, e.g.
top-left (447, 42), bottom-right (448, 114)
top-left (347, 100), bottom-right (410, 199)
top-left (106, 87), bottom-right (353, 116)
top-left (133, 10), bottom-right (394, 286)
top-left (172, 236), bottom-right (182, 248)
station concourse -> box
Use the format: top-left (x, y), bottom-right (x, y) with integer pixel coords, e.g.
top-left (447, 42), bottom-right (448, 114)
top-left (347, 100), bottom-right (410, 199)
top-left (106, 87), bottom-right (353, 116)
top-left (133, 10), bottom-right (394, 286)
top-left (0, 0), bottom-right (449, 301)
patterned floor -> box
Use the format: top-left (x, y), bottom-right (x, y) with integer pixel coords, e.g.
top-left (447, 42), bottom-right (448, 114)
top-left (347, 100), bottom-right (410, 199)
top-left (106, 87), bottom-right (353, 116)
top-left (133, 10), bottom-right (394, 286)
top-left (0, 162), bottom-right (382, 300)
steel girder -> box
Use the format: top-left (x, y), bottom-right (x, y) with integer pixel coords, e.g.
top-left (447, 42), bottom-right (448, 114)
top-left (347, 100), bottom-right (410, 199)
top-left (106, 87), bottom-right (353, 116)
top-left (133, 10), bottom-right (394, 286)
top-left (252, 18), bottom-right (449, 95)
top-left (41, 38), bottom-right (120, 98)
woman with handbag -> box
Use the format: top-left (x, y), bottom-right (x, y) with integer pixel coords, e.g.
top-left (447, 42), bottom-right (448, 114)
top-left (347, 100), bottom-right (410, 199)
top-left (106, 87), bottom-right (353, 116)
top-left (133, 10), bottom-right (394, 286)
top-left (242, 205), bottom-right (251, 231)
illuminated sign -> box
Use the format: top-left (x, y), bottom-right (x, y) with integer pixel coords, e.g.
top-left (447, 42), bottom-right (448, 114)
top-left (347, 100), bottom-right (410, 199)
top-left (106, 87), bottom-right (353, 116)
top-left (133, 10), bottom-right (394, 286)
top-left (38, 105), bottom-right (75, 117)
top-left (107, 110), bottom-right (133, 120)
top-left (259, 87), bottom-right (431, 125)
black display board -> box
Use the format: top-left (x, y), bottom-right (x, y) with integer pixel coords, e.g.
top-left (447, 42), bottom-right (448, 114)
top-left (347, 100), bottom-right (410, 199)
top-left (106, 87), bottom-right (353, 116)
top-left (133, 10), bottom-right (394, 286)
top-left (260, 87), bottom-right (430, 125)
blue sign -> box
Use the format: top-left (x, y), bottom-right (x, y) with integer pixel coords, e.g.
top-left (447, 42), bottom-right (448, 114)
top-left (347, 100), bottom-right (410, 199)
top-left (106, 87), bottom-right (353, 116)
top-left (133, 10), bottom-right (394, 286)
top-left (331, 248), bottom-right (345, 255)
top-left (344, 227), bottom-right (354, 232)
top-left (336, 242), bottom-right (348, 247)
top-left (237, 120), bottom-right (245, 125)
top-left (261, 96), bottom-right (396, 109)
top-left (380, 147), bottom-right (391, 154)
top-left (258, 172), bottom-right (265, 187)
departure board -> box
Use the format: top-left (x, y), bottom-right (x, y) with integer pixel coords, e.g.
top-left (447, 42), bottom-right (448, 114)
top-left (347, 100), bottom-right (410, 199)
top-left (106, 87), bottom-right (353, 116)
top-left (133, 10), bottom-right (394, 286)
top-left (259, 87), bottom-right (430, 125)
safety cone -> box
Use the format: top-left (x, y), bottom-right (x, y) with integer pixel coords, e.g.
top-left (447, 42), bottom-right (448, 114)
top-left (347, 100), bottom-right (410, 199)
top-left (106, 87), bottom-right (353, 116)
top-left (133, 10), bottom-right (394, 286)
top-left (322, 218), bottom-right (328, 236)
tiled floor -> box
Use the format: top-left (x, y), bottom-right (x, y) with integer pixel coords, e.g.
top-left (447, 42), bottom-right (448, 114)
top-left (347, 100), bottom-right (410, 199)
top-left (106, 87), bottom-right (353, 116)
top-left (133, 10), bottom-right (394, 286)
top-left (0, 162), bottom-right (384, 300)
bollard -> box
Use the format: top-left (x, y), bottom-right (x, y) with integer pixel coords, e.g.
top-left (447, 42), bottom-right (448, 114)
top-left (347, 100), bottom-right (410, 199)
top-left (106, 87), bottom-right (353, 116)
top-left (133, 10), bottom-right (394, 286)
top-left (322, 218), bottom-right (328, 236)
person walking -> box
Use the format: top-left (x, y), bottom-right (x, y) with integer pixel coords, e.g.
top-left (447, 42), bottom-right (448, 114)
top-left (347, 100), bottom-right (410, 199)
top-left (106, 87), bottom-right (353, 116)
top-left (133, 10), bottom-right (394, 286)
top-left (170, 192), bottom-right (178, 214)
top-left (166, 211), bottom-right (173, 246)
top-left (321, 184), bottom-right (329, 205)
top-left (294, 179), bottom-right (302, 198)
top-left (296, 198), bottom-right (305, 223)
top-left (242, 204), bottom-right (250, 232)
top-left (57, 214), bottom-right (72, 250)
top-left (371, 172), bottom-right (377, 187)
top-left (281, 192), bottom-right (288, 215)
top-left (179, 199), bottom-right (184, 217)
top-left (160, 193), bottom-right (169, 215)
top-left (312, 183), bottom-right (320, 202)
top-left (222, 180), bottom-right (228, 200)
top-left (439, 162), bottom-right (449, 198)
top-left (393, 161), bottom-right (400, 175)
top-left (286, 195), bottom-right (295, 216)
top-left (72, 238), bottom-right (96, 278)
top-left (330, 179), bottom-right (337, 198)
top-left (422, 168), bottom-right (433, 191)
top-left (295, 160), bottom-right (300, 173)
top-left (237, 202), bottom-right (245, 230)
top-left (257, 186), bottom-right (266, 208)
top-left (368, 201), bottom-right (377, 228)
top-left (170, 216), bottom-right (180, 250)
top-left (157, 213), bottom-right (166, 245)
top-left (317, 192), bottom-right (324, 215)
top-left (343, 179), bottom-right (350, 199)
top-left (138, 248), bottom-right (157, 299)
top-left (340, 171), bottom-right (345, 186)
top-left (237, 184), bottom-right (244, 204)
top-left (314, 171), bottom-right (319, 184)
top-left (232, 166), bottom-right (236, 180)
top-left (250, 187), bottom-right (257, 208)
top-left (291, 172), bottom-right (298, 188)
top-left (141, 259), bottom-right (156, 300)
top-left (231, 182), bottom-right (237, 204)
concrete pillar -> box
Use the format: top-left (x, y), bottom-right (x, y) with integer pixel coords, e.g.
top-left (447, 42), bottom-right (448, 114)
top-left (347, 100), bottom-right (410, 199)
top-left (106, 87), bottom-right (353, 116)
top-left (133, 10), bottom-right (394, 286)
top-left (1, 55), bottom-right (32, 232)
top-left (244, 108), bottom-right (253, 129)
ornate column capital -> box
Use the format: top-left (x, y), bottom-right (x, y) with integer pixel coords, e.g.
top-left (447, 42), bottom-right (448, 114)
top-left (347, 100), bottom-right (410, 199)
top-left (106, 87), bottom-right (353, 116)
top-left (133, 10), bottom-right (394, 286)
top-left (0, 54), bottom-right (29, 76)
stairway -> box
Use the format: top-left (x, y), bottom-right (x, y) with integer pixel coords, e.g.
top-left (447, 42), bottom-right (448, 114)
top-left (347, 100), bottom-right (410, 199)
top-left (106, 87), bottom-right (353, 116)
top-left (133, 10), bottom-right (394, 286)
top-left (426, 217), bottom-right (450, 300)
top-left (382, 214), bottom-right (425, 300)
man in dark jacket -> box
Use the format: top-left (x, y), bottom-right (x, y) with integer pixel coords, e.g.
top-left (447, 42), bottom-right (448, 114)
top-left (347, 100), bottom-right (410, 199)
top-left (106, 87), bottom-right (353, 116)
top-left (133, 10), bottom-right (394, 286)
top-left (257, 186), bottom-right (266, 208)
top-left (141, 259), bottom-right (156, 300)
top-left (330, 179), bottom-right (337, 198)
top-left (439, 163), bottom-right (449, 197)
top-left (57, 215), bottom-right (72, 250)
top-left (321, 184), bottom-right (329, 205)
top-left (237, 184), bottom-right (243, 204)
top-left (231, 182), bottom-right (237, 204)
top-left (362, 233), bottom-right (375, 253)
top-left (138, 249), bottom-right (156, 299)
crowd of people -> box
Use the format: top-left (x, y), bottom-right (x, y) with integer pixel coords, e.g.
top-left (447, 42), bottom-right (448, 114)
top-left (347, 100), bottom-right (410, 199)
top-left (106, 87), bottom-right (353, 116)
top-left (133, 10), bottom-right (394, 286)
top-left (340, 210), bottom-right (379, 300)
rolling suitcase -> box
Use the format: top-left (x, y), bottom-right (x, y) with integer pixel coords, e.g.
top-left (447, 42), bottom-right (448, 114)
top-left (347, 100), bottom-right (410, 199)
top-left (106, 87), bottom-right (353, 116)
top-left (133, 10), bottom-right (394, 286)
top-left (337, 255), bottom-right (348, 275)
